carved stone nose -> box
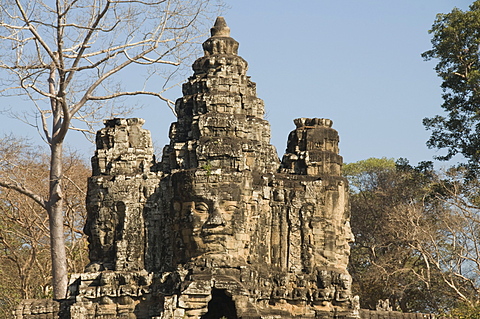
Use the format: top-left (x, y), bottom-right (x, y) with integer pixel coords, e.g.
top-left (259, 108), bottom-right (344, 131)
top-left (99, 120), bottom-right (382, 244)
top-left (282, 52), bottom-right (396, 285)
top-left (205, 206), bottom-right (225, 227)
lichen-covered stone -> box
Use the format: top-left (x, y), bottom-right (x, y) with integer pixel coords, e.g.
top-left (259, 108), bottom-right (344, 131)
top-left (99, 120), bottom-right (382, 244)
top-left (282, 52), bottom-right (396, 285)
top-left (84, 118), bottom-right (161, 272)
top-left (14, 17), bottom-right (357, 319)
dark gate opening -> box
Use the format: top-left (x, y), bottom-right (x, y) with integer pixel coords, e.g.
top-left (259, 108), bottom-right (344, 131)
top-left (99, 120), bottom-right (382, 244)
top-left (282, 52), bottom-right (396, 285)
top-left (201, 289), bottom-right (238, 319)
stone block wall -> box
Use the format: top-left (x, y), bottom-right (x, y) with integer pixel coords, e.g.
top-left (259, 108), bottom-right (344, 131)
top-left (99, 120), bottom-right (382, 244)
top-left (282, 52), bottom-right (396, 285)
top-left (14, 299), bottom-right (60, 319)
top-left (11, 17), bottom-right (422, 319)
top-left (359, 310), bottom-right (437, 319)
top-left (84, 118), bottom-right (161, 272)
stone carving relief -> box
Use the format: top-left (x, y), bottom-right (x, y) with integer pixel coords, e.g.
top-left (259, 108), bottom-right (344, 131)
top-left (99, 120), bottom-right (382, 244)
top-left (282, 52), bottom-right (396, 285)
top-left (14, 17), bottom-right (357, 319)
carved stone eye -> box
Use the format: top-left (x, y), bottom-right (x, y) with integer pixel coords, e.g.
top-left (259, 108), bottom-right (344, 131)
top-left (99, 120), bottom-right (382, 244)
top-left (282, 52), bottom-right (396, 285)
top-left (223, 204), bottom-right (238, 212)
top-left (194, 202), bottom-right (209, 213)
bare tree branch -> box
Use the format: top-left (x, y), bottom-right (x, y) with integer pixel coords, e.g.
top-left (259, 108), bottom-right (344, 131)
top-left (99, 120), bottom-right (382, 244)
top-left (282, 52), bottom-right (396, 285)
top-left (0, 180), bottom-right (47, 209)
top-left (0, 0), bottom-right (223, 299)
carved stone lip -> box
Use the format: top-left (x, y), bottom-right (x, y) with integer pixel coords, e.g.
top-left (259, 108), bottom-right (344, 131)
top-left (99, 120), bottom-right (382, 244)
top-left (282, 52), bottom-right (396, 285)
top-left (201, 228), bottom-right (233, 238)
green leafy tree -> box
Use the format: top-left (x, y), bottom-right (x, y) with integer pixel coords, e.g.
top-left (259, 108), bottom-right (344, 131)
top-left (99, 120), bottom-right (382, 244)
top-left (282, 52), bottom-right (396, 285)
top-left (422, 1), bottom-right (480, 173)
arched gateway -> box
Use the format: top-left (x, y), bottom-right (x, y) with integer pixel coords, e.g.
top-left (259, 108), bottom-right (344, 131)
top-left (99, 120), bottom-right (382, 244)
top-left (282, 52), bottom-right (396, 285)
top-left (15, 17), bottom-right (357, 319)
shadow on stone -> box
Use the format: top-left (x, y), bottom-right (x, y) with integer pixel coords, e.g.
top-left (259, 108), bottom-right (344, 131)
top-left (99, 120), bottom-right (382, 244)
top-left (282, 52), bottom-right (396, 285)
top-left (14, 16), bottom-right (359, 319)
top-left (201, 289), bottom-right (238, 319)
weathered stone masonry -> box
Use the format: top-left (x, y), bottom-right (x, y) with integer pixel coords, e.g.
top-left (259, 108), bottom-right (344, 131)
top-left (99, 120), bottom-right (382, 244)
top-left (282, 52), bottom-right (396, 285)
top-left (13, 17), bottom-right (419, 319)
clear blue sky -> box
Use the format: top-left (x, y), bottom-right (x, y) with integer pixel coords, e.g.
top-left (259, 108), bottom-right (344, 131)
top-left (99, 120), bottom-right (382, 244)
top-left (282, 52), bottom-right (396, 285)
top-left (218, 1), bottom-right (472, 166)
top-left (0, 1), bottom-right (474, 166)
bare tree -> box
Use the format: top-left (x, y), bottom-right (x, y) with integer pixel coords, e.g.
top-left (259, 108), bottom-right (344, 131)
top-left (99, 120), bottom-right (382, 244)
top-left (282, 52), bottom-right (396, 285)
top-left (410, 167), bottom-right (480, 307)
top-left (346, 159), bottom-right (480, 313)
top-left (345, 158), bottom-right (448, 312)
top-left (0, 136), bottom-right (89, 315)
top-left (0, 0), bottom-right (222, 299)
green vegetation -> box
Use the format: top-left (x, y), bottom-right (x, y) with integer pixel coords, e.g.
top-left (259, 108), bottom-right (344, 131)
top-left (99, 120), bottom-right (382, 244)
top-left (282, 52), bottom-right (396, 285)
top-left (422, 1), bottom-right (480, 176)
top-left (202, 161), bottom-right (213, 176)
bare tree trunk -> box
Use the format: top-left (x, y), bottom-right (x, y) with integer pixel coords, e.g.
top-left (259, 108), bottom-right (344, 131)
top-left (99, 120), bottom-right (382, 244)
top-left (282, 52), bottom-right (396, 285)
top-left (48, 141), bottom-right (68, 299)
top-left (0, 0), bottom-right (222, 299)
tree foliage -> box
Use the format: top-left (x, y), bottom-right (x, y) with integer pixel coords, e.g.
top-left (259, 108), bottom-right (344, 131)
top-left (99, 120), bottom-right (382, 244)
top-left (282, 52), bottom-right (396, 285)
top-left (344, 158), bottom-right (480, 313)
top-left (422, 1), bottom-right (480, 172)
top-left (345, 158), bottom-right (446, 312)
top-left (0, 136), bottom-right (89, 316)
top-left (418, 166), bottom-right (480, 308)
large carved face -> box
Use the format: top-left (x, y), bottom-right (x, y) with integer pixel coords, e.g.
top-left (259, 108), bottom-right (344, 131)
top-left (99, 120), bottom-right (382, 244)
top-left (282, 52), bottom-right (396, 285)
top-left (175, 198), bottom-right (239, 252)
top-left (172, 171), bottom-right (253, 259)
top-left (84, 203), bottom-right (118, 269)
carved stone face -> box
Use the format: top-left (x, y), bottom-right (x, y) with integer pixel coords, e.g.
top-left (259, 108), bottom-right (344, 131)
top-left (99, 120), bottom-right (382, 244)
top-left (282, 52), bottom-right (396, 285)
top-left (176, 198), bottom-right (240, 253)
top-left (172, 172), bottom-right (252, 259)
top-left (84, 203), bottom-right (117, 269)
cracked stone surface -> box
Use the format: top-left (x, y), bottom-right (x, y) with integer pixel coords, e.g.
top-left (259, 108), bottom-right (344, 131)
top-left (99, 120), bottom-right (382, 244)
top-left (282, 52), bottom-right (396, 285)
top-left (15, 17), bottom-right (361, 319)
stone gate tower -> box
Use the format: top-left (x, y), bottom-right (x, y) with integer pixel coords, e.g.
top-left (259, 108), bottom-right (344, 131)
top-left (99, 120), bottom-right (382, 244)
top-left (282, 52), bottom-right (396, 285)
top-left (15, 17), bottom-right (356, 319)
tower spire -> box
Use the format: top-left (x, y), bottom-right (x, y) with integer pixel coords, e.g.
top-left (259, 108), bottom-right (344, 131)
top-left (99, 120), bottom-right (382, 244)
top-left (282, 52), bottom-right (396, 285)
top-left (210, 16), bottom-right (230, 37)
top-left (161, 16), bottom-right (277, 173)
top-left (202, 16), bottom-right (238, 56)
